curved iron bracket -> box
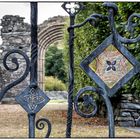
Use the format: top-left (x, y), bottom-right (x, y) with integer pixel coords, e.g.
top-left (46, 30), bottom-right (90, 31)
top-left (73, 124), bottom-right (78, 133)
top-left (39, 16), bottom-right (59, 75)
top-left (74, 86), bottom-right (115, 138)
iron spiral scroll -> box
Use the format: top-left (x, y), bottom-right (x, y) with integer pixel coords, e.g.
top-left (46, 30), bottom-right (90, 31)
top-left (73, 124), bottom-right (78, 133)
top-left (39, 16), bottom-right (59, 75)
top-left (74, 87), bottom-right (98, 118)
top-left (36, 118), bottom-right (52, 138)
top-left (74, 86), bottom-right (114, 137)
top-left (0, 49), bottom-right (30, 101)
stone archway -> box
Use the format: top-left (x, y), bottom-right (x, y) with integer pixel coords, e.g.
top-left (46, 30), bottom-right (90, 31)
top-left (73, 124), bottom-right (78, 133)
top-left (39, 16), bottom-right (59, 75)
top-left (38, 18), bottom-right (66, 90)
top-left (0, 15), bottom-right (66, 103)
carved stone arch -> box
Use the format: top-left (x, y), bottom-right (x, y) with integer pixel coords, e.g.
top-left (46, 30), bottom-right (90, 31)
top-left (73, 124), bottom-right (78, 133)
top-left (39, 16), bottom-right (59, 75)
top-left (38, 23), bottom-right (65, 90)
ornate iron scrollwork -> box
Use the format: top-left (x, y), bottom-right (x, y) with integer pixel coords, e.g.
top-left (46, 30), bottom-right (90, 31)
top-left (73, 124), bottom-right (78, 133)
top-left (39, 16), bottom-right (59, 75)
top-left (74, 86), bottom-right (114, 137)
top-left (15, 86), bottom-right (50, 114)
top-left (36, 118), bottom-right (52, 138)
top-left (0, 49), bottom-right (30, 101)
top-left (74, 87), bottom-right (98, 118)
top-left (0, 2), bottom-right (139, 138)
top-left (68, 2), bottom-right (140, 138)
top-left (62, 2), bottom-right (83, 138)
top-left (0, 3), bottom-right (51, 138)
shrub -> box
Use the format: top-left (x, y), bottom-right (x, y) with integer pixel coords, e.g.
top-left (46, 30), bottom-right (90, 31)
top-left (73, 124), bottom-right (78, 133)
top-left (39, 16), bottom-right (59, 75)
top-left (45, 45), bottom-right (67, 83)
top-left (44, 76), bottom-right (67, 91)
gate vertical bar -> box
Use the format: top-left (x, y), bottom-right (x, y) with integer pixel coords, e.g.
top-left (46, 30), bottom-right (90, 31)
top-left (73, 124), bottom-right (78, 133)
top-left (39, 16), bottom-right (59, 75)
top-left (28, 113), bottom-right (36, 138)
top-left (30, 2), bottom-right (38, 85)
top-left (28, 2), bottom-right (38, 138)
top-left (66, 15), bottom-right (75, 138)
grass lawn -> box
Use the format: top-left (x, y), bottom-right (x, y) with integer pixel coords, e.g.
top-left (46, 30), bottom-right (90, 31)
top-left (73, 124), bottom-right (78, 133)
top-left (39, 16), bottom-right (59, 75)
top-left (0, 104), bottom-right (140, 138)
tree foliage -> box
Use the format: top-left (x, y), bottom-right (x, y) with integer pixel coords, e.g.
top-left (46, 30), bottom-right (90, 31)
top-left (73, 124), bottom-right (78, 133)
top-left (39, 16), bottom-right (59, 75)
top-left (45, 45), bottom-right (67, 83)
top-left (65, 2), bottom-right (140, 98)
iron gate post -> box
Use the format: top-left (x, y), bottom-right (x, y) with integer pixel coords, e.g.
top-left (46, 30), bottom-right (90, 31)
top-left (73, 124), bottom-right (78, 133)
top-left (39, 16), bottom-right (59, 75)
top-left (61, 2), bottom-right (83, 137)
top-left (28, 2), bottom-right (38, 138)
top-left (66, 14), bottom-right (75, 138)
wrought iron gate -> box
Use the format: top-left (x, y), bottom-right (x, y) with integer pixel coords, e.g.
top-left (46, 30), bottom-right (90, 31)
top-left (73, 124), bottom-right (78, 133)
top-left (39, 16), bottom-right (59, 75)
top-left (0, 2), bottom-right (140, 138)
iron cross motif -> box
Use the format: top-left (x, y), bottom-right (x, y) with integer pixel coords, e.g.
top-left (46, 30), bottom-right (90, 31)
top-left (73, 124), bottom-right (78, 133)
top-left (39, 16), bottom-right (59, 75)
top-left (65, 3), bottom-right (80, 14)
top-left (61, 2), bottom-right (83, 16)
top-left (106, 60), bottom-right (116, 71)
top-left (23, 88), bottom-right (45, 111)
top-left (15, 86), bottom-right (50, 114)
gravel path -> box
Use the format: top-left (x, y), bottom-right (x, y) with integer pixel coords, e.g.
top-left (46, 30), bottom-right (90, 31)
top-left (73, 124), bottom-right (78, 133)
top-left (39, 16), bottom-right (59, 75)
top-left (0, 104), bottom-right (140, 138)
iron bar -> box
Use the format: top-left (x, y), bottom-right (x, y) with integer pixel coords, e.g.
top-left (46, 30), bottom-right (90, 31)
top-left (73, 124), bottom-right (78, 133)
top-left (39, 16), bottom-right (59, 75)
top-left (30, 2), bottom-right (38, 86)
top-left (66, 15), bottom-right (75, 138)
top-left (28, 113), bottom-right (36, 138)
top-left (28, 2), bottom-right (38, 138)
top-left (102, 93), bottom-right (115, 137)
top-left (36, 118), bottom-right (52, 138)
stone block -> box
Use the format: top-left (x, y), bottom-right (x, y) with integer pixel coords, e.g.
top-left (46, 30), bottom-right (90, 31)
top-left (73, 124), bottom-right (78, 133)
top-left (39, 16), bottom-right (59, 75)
top-left (120, 109), bottom-right (136, 112)
top-left (118, 120), bottom-right (135, 127)
top-left (136, 117), bottom-right (140, 126)
top-left (121, 102), bottom-right (140, 110)
top-left (131, 112), bottom-right (139, 119)
top-left (1, 97), bottom-right (17, 104)
top-left (117, 116), bottom-right (134, 121)
top-left (120, 112), bottom-right (131, 117)
top-left (122, 94), bottom-right (133, 97)
top-left (121, 100), bottom-right (131, 103)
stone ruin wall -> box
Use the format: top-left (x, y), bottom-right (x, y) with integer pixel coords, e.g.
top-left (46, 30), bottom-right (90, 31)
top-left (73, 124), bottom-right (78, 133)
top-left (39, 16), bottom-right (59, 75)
top-left (0, 15), bottom-right (31, 102)
top-left (0, 15), bottom-right (66, 103)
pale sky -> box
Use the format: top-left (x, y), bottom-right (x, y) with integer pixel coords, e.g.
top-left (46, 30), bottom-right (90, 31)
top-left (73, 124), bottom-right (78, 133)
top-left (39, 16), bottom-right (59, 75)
top-left (0, 2), bottom-right (68, 45)
top-left (0, 2), bottom-right (68, 24)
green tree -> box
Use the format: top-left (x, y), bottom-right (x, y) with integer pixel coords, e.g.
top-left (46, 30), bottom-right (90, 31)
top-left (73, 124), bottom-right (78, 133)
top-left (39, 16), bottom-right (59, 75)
top-left (116, 2), bottom-right (140, 98)
top-left (45, 45), bottom-right (67, 83)
top-left (64, 2), bottom-right (140, 99)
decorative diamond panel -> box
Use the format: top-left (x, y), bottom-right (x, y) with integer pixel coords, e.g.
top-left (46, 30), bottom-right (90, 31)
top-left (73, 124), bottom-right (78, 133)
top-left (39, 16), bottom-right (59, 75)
top-left (89, 44), bottom-right (133, 88)
top-left (15, 86), bottom-right (50, 114)
top-left (80, 35), bottom-right (140, 97)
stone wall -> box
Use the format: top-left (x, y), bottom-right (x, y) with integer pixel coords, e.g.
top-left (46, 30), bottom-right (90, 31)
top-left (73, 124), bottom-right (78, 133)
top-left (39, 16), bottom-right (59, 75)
top-left (0, 15), bottom-right (66, 103)
top-left (45, 91), bottom-right (68, 100)
top-left (38, 15), bottom-right (66, 31)
top-left (115, 93), bottom-right (140, 127)
top-left (0, 15), bottom-right (31, 102)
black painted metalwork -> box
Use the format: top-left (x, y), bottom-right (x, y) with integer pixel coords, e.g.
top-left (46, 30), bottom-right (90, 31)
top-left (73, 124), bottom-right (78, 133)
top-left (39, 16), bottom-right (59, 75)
top-left (0, 49), bottom-right (30, 101)
top-left (74, 86), bottom-right (114, 137)
top-left (0, 1), bottom-right (140, 138)
top-left (106, 60), bottom-right (116, 71)
top-left (62, 2), bottom-right (84, 17)
top-left (62, 2), bottom-right (83, 138)
top-left (80, 34), bottom-right (140, 97)
top-left (65, 2), bottom-right (140, 138)
top-left (36, 118), bottom-right (51, 138)
top-left (74, 87), bottom-right (98, 118)
top-left (0, 2), bottom-right (51, 138)
top-left (16, 86), bottom-right (50, 114)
